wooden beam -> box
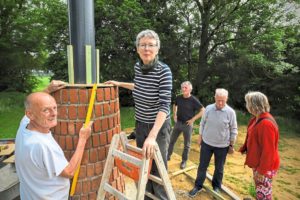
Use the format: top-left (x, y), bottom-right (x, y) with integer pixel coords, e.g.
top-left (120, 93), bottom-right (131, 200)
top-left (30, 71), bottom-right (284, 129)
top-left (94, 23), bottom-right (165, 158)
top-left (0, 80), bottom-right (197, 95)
top-left (170, 165), bottom-right (197, 178)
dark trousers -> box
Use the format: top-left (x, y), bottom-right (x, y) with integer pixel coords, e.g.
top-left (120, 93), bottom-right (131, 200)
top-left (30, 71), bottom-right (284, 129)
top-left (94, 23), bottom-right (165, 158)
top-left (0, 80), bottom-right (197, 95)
top-left (135, 119), bottom-right (171, 200)
top-left (168, 120), bottom-right (193, 161)
top-left (195, 141), bottom-right (229, 190)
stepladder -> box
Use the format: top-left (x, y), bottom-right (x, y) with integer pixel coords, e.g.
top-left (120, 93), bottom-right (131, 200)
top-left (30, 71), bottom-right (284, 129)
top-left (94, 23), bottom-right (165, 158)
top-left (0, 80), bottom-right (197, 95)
top-left (97, 132), bottom-right (176, 200)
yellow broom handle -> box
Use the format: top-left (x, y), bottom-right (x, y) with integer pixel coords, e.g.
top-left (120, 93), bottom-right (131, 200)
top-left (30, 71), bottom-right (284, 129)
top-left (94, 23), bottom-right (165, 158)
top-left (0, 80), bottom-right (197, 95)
top-left (70, 83), bottom-right (97, 196)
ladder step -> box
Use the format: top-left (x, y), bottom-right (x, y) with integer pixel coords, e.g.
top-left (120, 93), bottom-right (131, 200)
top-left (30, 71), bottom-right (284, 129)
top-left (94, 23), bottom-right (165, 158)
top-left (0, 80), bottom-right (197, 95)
top-left (112, 149), bottom-right (142, 167)
top-left (145, 191), bottom-right (160, 200)
top-left (104, 183), bottom-right (128, 200)
top-left (148, 174), bottom-right (163, 185)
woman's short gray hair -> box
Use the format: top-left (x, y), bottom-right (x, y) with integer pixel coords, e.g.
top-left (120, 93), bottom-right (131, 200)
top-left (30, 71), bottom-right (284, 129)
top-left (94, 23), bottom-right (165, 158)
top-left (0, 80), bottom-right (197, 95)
top-left (245, 91), bottom-right (270, 115)
top-left (215, 88), bottom-right (228, 97)
top-left (135, 29), bottom-right (160, 49)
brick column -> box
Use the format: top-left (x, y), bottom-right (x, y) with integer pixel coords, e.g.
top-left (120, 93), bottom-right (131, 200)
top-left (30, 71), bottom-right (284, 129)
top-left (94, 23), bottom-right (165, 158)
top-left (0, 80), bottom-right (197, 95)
top-left (51, 85), bottom-right (125, 200)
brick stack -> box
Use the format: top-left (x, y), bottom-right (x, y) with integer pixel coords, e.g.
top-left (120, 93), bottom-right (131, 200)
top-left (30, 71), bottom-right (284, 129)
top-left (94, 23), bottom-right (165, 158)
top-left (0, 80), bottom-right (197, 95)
top-left (51, 85), bottom-right (125, 200)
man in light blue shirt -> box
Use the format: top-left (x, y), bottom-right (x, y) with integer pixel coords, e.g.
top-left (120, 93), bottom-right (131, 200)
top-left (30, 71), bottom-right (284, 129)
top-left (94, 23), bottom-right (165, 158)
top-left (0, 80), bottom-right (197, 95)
top-left (189, 88), bottom-right (238, 197)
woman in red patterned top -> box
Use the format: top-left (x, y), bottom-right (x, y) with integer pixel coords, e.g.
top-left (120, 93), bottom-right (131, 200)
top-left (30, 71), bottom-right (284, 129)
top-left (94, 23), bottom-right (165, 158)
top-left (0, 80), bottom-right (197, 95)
top-left (239, 91), bottom-right (280, 200)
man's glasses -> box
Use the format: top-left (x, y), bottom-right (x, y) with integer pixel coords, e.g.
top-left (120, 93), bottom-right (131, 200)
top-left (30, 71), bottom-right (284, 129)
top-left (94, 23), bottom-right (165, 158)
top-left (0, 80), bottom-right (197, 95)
top-left (138, 44), bottom-right (158, 49)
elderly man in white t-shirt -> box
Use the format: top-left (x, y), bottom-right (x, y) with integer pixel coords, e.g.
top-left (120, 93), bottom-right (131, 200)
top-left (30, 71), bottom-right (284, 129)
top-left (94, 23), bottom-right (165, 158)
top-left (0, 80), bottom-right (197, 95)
top-left (15, 81), bottom-right (92, 200)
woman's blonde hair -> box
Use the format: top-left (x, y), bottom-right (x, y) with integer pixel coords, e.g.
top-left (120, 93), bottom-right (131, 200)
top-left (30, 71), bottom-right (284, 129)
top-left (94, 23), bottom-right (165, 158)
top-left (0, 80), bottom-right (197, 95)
top-left (245, 91), bottom-right (270, 115)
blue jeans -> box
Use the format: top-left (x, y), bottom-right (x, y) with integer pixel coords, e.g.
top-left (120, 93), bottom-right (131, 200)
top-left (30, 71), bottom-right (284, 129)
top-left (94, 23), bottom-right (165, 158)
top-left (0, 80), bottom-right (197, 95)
top-left (168, 120), bottom-right (193, 161)
top-left (195, 141), bottom-right (229, 190)
top-left (135, 119), bottom-right (171, 200)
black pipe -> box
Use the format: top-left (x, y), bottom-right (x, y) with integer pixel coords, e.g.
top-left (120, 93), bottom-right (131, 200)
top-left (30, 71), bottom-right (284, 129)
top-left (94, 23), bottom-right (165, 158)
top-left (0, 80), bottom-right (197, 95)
top-left (68, 0), bottom-right (96, 83)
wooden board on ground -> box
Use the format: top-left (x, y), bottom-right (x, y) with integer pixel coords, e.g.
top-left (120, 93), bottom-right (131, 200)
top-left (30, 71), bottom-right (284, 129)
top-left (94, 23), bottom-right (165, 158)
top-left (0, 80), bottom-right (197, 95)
top-left (3, 155), bottom-right (15, 163)
top-left (0, 144), bottom-right (15, 156)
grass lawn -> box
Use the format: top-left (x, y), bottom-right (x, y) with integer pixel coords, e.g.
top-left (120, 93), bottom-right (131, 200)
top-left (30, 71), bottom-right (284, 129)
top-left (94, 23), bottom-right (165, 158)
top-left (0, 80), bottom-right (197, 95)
top-left (0, 76), bottom-right (299, 139)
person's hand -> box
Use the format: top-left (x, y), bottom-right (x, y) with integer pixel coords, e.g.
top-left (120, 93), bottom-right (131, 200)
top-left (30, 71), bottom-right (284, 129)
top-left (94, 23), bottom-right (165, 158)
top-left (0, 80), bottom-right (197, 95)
top-left (173, 115), bottom-right (177, 123)
top-left (79, 121), bottom-right (93, 141)
top-left (104, 80), bottom-right (120, 87)
top-left (44, 80), bottom-right (66, 93)
top-left (186, 118), bottom-right (194, 126)
top-left (197, 135), bottom-right (202, 145)
top-left (228, 145), bottom-right (235, 154)
top-left (142, 134), bottom-right (157, 159)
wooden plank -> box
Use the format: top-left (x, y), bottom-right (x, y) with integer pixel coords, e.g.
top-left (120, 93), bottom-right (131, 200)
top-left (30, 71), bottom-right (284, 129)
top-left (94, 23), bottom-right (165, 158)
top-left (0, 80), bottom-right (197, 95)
top-left (67, 45), bottom-right (74, 84)
top-left (136, 155), bottom-right (150, 199)
top-left (145, 191), bottom-right (160, 200)
top-left (184, 172), bottom-right (226, 200)
top-left (170, 165), bottom-right (197, 178)
top-left (85, 45), bottom-right (92, 84)
top-left (97, 134), bottom-right (120, 200)
top-left (103, 183), bottom-right (128, 200)
top-left (153, 144), bottom-right (177, 200)
top-left (148, 174), bottom-right (163, 185)
top-left (0, 144), bottom-right (15, 156)
top-left (96, 49), bottom-right (100, 83)
top-left (112, 149), bottom-right (142, 167)
top-left (206, 172), bottom-right (241, 200)
top-left (3, 155), bottom-right (15, 163)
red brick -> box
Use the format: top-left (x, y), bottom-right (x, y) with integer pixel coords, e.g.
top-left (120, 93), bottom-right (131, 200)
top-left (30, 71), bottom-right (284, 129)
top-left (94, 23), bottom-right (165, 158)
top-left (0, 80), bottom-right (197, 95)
top-left (111, 180), bottom-right (117, 190)
top-left (87, 164), bottom-right (95, 177)
top-left (85, 138), bottom-right (91, 149)
top-left (103, 103), bottom-right (110, 115)
top-left (73, 136), bottom-right (78, 147)
top-left (104, 87), bottom-right (111, 101)
top-left (74, 181), bottom-right (82, 195)
top-left (68, 122), bottom-right (75, 135)
top-left (109, 116), bottom-right (113, 129)
top-left (99, 132), bottom-right (107, 146)
top-left (82, 179), bottom-right (91, 193)
top-left (111, 87), bottom-right (116, 100)
top-left (90, 148), bottom-right (98, 163)
top-left (78, 105), bottom-right (86, 120)
top-left (96, 88), bottom-right (104, 101)
top-left (79, 89), bottom-right (88, 103)
top-left (92, 134), bottom-right (99, 147)
top-left (113, 167), bottom-right (118, 180)
top-left (52, 90), bottom-right (61, 104)
top-left (91, 176), bottom-right (101, 191)
top-left (82, 150), bottom-right (89, 165)
top-left (107, 130), bottom-right (113, 143)
top-left (61, 121), bottom-right (68, 135)
top-left (94, 104), bottom-right (102, 117)
top-left (68, 105), bottom-right (77, 120)
top-left (88, 192), bottom-right (97, 200)
top-left (105, 146), bottom-right (110, 157)
top-left (79, 165), bottom-right (86, 178)
top-left (62, 89), bottom-right (69, 103)
top-left (101, 118), bottom-right (108, 131)
top-left (110, 103), bottom-right (115, 114)
top-left (58, 106), bottom-right (67, 119)
top-left (114, 115), bottom-right (118, 127)
top-left (71, 195), bottom-right (80, 200)
top-left (54, 121), bottom-right (60, 135)
top-left (80, 194), bottom-right (88, 200)
top-left (98, 147), bottom-right (106, 161)
top-left (115, 101), bottom-right (119, 112)
top-left (66, 136), bottom-right (73, 150)
top-left (93, 119), bottom-right (101, 133)
top-left (58, 136), bottom-right (65, 149)
top-left (69, 88), bottom-right (78, 104)
top-left (117, 177), bottom-right (122, 192)
top-left (95, 161), bottom-right (103, 174)
top-left (53, 134), bottom-right (58, 142)
top-left (75, 122), bottom-right (84, 134)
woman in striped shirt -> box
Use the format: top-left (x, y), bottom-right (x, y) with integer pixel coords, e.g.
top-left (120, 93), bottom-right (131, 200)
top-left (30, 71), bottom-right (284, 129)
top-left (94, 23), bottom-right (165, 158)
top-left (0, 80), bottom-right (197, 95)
top-left (105, 29), bottom-right (172, 200)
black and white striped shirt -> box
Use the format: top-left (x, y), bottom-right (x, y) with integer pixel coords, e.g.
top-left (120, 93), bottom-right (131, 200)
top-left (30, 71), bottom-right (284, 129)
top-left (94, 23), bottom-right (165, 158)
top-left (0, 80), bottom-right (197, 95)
top-left (133, 61), bottom-right (172, 124)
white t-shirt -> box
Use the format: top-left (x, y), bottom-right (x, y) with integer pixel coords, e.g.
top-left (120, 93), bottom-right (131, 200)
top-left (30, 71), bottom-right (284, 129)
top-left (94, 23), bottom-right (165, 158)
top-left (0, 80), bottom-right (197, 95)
top-left (15, 116), bottom-right (70, 200)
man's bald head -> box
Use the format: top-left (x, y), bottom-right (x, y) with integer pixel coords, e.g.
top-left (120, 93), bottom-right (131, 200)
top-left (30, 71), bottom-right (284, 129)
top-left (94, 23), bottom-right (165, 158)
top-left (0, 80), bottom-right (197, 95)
top-left (25, 92), bottom-right (58, 133)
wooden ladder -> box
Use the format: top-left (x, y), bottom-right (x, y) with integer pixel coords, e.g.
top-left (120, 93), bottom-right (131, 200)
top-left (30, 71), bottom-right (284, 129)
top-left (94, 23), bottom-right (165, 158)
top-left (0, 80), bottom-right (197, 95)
top-left (97, 132), bottom-right (176, 200)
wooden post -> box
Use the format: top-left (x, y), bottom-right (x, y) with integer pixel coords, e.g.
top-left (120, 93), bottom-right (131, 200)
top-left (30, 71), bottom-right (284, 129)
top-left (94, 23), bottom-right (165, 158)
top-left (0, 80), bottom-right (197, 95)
top-left (67, 45), bottom-right (74, 84)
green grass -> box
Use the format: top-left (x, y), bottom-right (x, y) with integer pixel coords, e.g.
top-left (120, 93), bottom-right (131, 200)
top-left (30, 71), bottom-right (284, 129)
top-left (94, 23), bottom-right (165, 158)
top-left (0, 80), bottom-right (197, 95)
top-left (120, 106), bottom-right (135, 130)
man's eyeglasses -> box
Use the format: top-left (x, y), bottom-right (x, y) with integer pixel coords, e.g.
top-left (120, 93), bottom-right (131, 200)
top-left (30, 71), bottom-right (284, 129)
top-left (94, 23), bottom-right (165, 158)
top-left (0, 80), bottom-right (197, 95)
top-left (138, 44), bottom-right (158, 49)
